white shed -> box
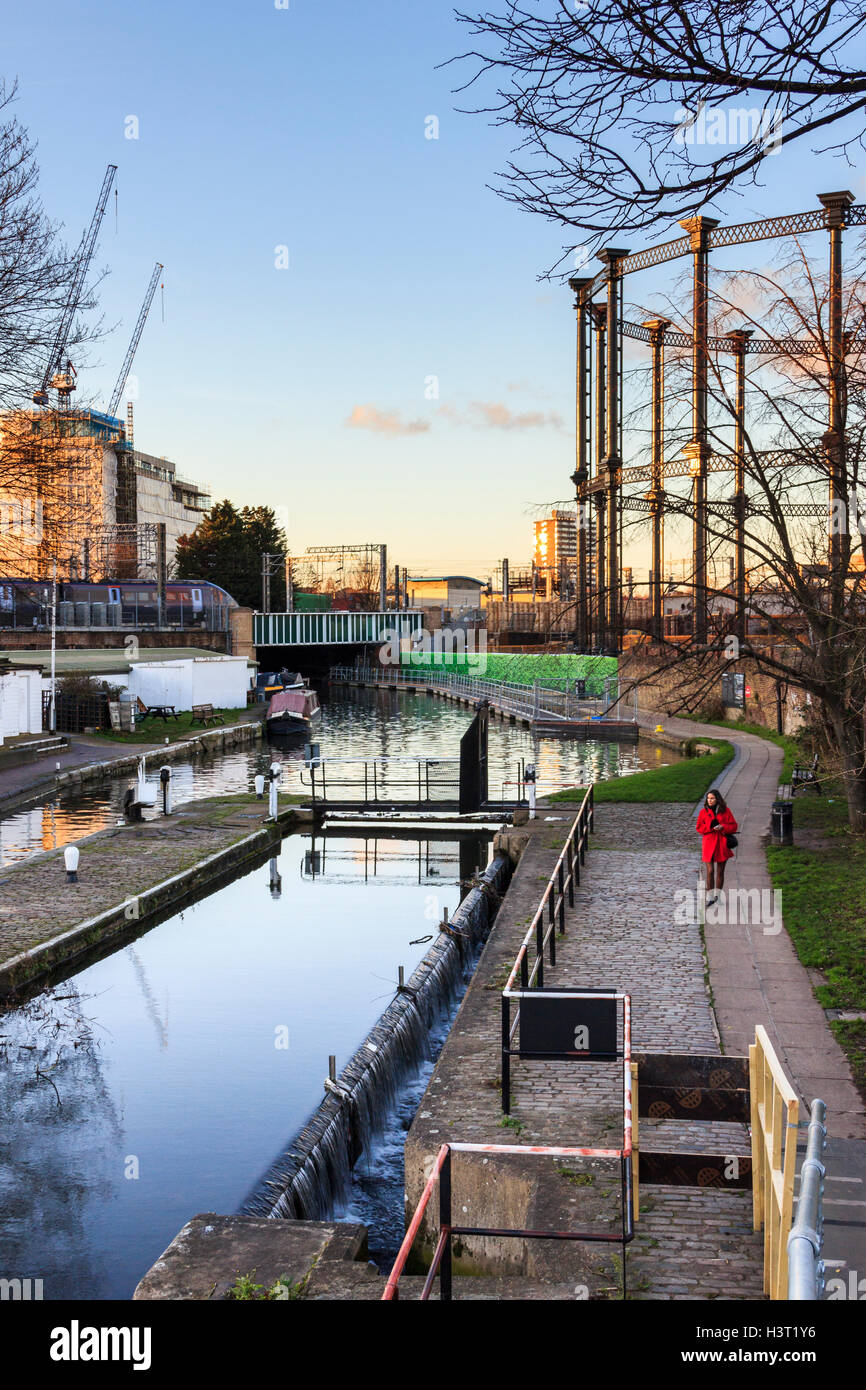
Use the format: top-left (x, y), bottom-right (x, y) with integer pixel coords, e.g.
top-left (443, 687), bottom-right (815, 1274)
top-left (0, 665), bottom-right (43, 740)
top-left (128, 655), bottom-right (251, 712)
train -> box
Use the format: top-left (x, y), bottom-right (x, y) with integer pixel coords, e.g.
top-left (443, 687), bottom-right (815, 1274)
top-left (0, 577), bottom-right (238, 632)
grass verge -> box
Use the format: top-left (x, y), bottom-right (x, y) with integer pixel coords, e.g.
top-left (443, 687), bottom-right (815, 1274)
top-left (545, 739), bottom-right (735, 804)
top-left (685, 715), bottom-right (801, 781)
top-left (91, 708), bottom-right (256, 743)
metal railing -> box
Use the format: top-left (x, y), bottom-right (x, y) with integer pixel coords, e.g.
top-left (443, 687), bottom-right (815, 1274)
top-left (501, 785), bottom-right (594, 1112)
top-left (788, 1100), bottom-right (828, 1300)
top-left (750, 1024), bottom-right (800, 1300)
top-left (300, 754), bottom-right (461, 806)
top-left (382, 1124), bottom-right (634, 1300)
top-left (331, 664), bottom-right (638, 724)
top-left (255, 611), bottom-right (423, 646)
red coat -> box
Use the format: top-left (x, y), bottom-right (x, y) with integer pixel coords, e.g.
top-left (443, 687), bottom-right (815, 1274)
top-left (696, 806), bottom-right (738, 862)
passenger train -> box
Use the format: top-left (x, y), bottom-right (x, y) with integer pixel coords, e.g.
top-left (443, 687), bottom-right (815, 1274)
top-left (0, 577), bottom-right (238, 631)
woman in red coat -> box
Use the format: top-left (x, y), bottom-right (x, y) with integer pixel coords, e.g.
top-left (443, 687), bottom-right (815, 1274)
top-left (696, 789), bottom-right (738, 905)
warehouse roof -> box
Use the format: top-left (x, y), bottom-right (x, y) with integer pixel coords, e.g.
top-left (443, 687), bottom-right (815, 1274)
top-left (0, 648), bottom-right (256, 675)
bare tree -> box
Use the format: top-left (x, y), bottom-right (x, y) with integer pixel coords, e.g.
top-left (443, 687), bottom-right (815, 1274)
top-left (613, 242), bottom-right (866, 828)
top-left (0, 80), bottom-right (102, 409)
top-left (450, 1), bottom-right (866, 262)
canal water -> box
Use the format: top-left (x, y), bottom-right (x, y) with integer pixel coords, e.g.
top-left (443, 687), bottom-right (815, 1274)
top-left (0, 686), bottom-right (677, 867)
top-left (0, 688), bottom-right (682, 1298)
top-left (0, 830), bottom-right (485, 1300)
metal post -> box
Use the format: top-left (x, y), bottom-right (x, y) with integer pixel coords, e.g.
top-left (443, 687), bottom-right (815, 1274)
top-left (502, 557), bottom-right (509, 603)
top-left (819, 192), bottom-right (854, 597)
top-left (598, 247), bottom-right (629, 653)
top-left (679, 215), bottom-right (719, 646)
top-left (49, 557), bottom-right (57, 733)
top-left (156, 521), bottom-right (167, 629)
top-left (501, 996), bottom-right (511, 1114)
top-left (592, 301), bottom-right (607, 647)
top-left (261, 553), bottom-right (270, 614)
top-left (379, 544), bottom-right (388, 610)
top-left (726, 329), bottom-right (753, 646)
top-left (285, 555), bottom-right (294, 611)
top-left (644, 319), bottom-right (669, 643)
top-left (569, 277), bottom-right (593, 651)
top-left (439, 1148), bottom-right (453, 1301)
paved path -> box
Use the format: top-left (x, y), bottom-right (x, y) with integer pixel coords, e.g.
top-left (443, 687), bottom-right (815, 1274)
top-left (638, 710), bottom-right (865, 1139)
top-left (638, 710), bottom-right (866, 1291)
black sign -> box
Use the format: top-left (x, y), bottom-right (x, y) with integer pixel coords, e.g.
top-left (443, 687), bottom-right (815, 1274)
top-left (519, 992), bottom-right (618, 1058)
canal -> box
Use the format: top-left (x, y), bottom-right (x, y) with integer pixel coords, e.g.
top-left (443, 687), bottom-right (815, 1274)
top-left (0, 688), bottom-right (681, 1299)
top-left (0, 686), bottom-right (677, 867)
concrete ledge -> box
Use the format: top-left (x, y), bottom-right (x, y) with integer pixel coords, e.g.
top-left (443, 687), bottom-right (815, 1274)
top-left (133, 1213), bottom-right (370, 1300)
top-left (0, 803), bottom-right (306, 998)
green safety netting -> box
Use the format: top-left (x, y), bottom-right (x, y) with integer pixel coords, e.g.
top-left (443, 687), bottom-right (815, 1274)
top-left (398, 650), bottom-right (618, 696)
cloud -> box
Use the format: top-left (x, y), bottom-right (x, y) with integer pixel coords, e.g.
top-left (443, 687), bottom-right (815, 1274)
top-left (466, 401), bottom-right (565, 431)
top-left (345, 404), bottom-right (430, 436)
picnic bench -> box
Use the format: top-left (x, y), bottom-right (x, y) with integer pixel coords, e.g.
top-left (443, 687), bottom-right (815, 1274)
top-left (191, 703), bottom-right (224, 727)
top-left (136, 696), bottom-right (179, 722)
top-left (791, 752), bottom-right (821, 795)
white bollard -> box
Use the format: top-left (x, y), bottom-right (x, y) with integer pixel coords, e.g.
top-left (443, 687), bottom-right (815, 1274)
top-left (268, 772), bottom-right (279, 821)
top-left (64, 845), bottom-right (80, 883)
top-left (254, 774), bottom-right (265, 800)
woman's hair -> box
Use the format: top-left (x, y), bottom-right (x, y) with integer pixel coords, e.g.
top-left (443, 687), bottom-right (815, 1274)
top-left (704, 788), bottom-right (728, 813)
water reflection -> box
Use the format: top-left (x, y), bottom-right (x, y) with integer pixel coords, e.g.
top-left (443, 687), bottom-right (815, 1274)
top-left (0, 829), bottom-right (486, 1300)
top-left (0, 688), bottom-right (676, 868)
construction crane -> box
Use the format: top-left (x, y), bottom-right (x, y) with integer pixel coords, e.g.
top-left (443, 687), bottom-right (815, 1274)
top-left (32, 163), bottom-right (117, 407)
top-left (107, 262), bottom-right (163, 417)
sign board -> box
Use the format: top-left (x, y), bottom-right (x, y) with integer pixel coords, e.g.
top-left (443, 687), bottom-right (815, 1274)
top-left (519, 992), bottom-right (618, 1059)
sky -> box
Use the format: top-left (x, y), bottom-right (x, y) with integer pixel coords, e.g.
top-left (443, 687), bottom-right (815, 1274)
top-left (4, 0), bottom-right (865, 584)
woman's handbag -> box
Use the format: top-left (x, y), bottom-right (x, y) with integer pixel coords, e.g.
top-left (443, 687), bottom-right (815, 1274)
top-left (726, 832), bottom-right (739, 849)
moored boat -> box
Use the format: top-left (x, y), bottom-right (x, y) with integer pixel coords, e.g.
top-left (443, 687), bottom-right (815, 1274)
top-left (266, 680), bottom-right (320, 730)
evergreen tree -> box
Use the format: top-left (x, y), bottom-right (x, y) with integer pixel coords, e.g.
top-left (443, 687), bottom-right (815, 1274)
top-left (175, 500), bottom-right (288, 609)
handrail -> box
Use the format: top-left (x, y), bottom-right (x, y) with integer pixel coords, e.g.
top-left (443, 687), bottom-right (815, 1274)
top-left (787, 1100), bottom-right (827, 1300)
top-left (383, 1131), bottom-right (635, 1302)
top-left (504, 784), bottom-right (594, 998)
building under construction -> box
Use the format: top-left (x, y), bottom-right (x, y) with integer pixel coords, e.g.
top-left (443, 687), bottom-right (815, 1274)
top-left (0, 405), bottom-right (211, 583)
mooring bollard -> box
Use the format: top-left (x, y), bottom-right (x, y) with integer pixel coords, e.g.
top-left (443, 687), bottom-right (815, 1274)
top-left (329, 1055), bottom-right (337, 1083)
top-left (269, 856), bottom-right (282, 898)
top-left (525, 763), bottom-right (537, 820)
top-left (254, 773), bottom-right (265, 800)
top-left (268, 762), bottom-right (282, 820)
top-left (398, 966), bottom-right (405, 990)
top-left (64, 845), bottom-right (79, 884)
top-left (159, 765), bottom-right (172, 816)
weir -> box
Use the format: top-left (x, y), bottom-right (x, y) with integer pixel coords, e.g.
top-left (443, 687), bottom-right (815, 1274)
top-left (241, 853), bottom-right (512, 1224)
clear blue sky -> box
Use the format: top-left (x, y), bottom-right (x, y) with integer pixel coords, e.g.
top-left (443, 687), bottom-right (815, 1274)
top-left (5, 1), bottom-right (863, 581)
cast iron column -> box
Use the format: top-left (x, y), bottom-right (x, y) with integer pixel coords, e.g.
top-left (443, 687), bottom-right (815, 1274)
top-left (726, 329), bottom-right (753, 647)
top-left (818, 191), bottom-right (854, 597)
top-left (679, 215), bottom-right (719, 646)
top-left (569, 276), bottom-right (593, 651)
top-left (592, 301), bottom-right (607, 647)
top-left (644, 318), bottom-right (669, 643)
top-left (598, 248), bottom-right (629, 653)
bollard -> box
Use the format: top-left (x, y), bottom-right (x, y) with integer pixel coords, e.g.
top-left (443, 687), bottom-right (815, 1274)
top-left (398, 966), bottom-right (405, 990)
top-left (64, 845), bottom-right (79, 883)
top-left (525, 763), bottom-right (537, 820)
top-left (329, 1055), bottom-right (337, 1083)
top-left (268, 856), bottom-right (282, 898)
top-left (772, 799), bottom-right (793, 846)
top-left (159, 765), bottom-right (172, 816)
top-left (254, 773), bottom-right (265, 800)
